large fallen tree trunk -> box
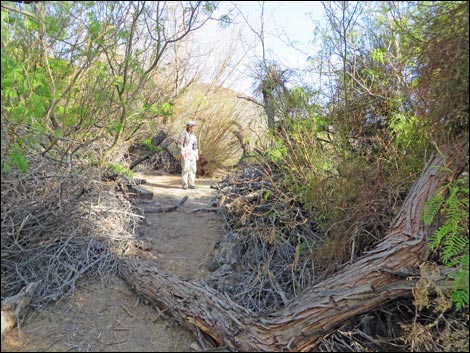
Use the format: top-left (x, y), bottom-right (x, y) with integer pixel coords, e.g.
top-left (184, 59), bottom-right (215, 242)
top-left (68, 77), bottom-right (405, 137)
top-left (120, 137), bottom-right (468, 351)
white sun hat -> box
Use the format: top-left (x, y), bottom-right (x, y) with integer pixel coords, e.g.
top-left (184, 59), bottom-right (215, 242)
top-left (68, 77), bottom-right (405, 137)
top-left (186, 120), bottom-right (196, 127)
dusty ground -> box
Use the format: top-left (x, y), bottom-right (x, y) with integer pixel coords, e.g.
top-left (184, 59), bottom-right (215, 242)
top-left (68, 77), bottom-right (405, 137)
top-left (1, 172), bottom-right (225, 352)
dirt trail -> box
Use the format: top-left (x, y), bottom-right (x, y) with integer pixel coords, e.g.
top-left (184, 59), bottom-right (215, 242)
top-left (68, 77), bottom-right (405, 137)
top-left (1, 172), bottom-right (225, 352)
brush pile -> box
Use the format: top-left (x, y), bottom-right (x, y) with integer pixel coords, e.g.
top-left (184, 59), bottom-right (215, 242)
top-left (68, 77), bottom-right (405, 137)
top-left (1, 156), bottom-right (139, 310)
top-left (207, 158), bottom-right (321, 313)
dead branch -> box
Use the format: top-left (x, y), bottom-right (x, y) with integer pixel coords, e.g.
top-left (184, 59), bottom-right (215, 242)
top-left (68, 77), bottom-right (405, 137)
top-left (143, 195), bottom-right (188, 213)
top-left (129, 130), bottom-right (167, 170)
top-left (191, 207), bottom-right (219, 213)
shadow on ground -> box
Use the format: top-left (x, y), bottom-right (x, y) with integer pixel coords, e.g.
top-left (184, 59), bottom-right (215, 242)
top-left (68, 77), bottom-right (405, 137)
top-left (1, 172), bottom-right (225, 352)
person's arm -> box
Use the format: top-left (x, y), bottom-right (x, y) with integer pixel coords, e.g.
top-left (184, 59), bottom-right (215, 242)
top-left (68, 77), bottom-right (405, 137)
top-left (177, 132), bottom-right (186, 158)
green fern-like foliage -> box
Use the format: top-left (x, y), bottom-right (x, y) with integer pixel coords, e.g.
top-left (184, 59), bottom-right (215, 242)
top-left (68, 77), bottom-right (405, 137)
top-left (422, 189), bottom-right (446, 227)
top-left (423, 177), bottom-right (469, 311)
top-left (449, 250), bottom-right (469, 311)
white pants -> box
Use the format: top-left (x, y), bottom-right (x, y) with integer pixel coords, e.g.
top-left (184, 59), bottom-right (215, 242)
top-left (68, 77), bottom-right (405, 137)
top-left (181, 158), bottom-right (197, 187)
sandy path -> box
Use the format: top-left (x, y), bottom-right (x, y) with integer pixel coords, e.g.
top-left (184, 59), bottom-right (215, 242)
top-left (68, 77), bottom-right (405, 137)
top-left (1, 172), bottom-right (224, 352)
top-left (135, 171), bottom-right (224, 280)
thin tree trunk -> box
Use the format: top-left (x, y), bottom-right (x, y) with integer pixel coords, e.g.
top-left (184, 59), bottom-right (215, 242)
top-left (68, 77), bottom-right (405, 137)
top-left (120, 137), bottom-right (468, 351)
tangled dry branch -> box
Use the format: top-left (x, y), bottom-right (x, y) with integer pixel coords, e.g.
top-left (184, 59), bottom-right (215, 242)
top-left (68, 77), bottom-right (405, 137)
top-left (1, 156), bottom-right (140, 311)
top-left (206, 159), bottom-right (322, 313)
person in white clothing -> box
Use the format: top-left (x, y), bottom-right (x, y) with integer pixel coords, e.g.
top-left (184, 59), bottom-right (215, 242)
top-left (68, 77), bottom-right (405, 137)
top-left (178, 120), bottom-right (199, 189)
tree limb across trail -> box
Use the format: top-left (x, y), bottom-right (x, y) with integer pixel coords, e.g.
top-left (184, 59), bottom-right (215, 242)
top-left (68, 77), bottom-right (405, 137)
top-left (120, 137), bottom-right (468, 352)
top-left (142, 195), bottom-right (188, 213)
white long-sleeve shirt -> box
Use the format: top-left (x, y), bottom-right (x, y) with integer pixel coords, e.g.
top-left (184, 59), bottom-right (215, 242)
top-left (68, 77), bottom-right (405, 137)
top-left (178, 130), bottom-right (199, 161)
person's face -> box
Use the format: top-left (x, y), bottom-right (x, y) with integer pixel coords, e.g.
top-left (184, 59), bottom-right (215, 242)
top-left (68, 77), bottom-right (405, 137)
top-left (188, 125), bottom-right (196, 132)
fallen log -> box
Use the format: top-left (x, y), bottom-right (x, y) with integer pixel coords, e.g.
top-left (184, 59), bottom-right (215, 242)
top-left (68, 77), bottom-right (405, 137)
top-left (120, 137), bottom-right (468, 351)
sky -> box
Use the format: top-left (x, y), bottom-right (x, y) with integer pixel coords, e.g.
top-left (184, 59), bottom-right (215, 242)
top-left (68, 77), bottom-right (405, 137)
top-left (225, 1), bottom-right (325, 66)
top-left (193, 1), bottom-right (327, 96)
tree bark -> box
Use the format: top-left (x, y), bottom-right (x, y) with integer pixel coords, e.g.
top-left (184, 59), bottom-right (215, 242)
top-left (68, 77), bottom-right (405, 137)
top-left (1, 281), bottom-right (40, 341)
top-left (120, 137), bottom-right (468, 351)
